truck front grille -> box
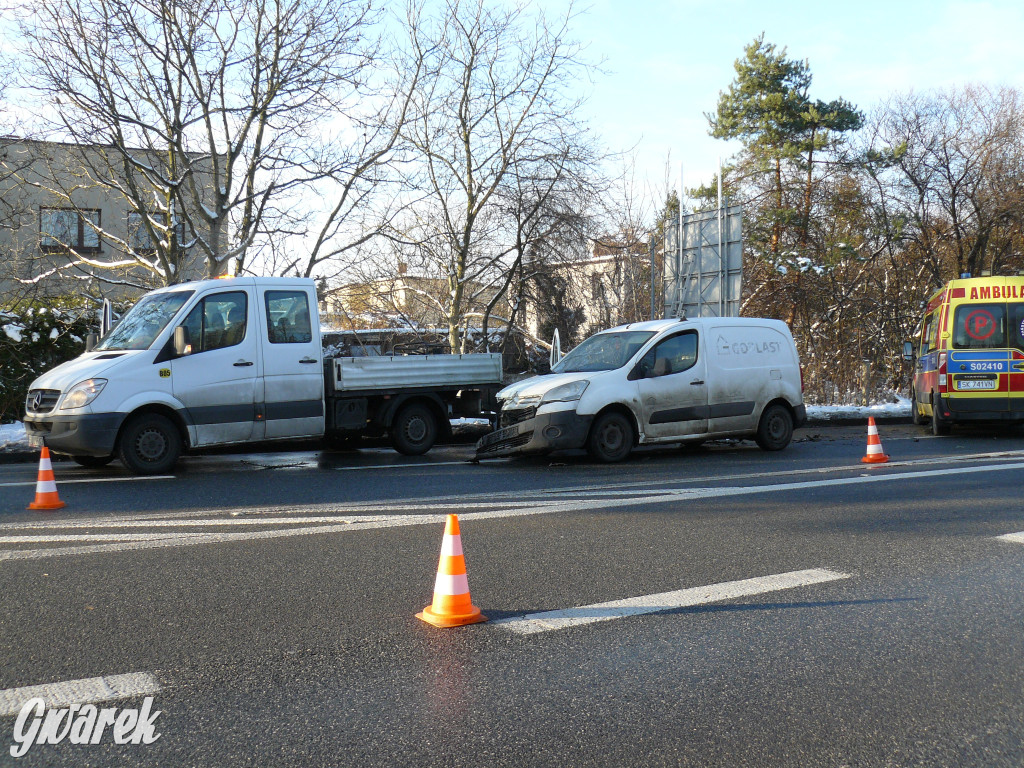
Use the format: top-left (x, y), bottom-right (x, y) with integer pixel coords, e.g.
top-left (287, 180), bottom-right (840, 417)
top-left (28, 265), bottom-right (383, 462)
top-left (25, 389), bottom-right (61, 415)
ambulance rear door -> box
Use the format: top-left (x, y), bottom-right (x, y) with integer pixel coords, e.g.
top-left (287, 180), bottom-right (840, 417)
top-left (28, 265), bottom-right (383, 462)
top-left (945, 293), bottom-right (1024, 412)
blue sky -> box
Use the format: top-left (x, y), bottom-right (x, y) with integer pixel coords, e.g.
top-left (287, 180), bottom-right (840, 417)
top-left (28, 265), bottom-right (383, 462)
top-left (555, 0), bottom-right (1024, 197)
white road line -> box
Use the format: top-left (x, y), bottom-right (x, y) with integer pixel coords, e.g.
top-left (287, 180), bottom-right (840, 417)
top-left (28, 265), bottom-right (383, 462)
top-left (4, 462), bottom-right (1024, 561)
top-left (0, 475), bottom-right (173, 488)
top-left (501, 449), bottom-right (1024, 498)
top-left (0, 673), bottom-right (161, 717)
top-left (0, 533), bottom-right (192, 543)
top-left (492, 568), bottom-right (852, 634)
top-left (1, 504), bottom-right (557, 531)
top-left (996, 532), bottom-right (1024, 544)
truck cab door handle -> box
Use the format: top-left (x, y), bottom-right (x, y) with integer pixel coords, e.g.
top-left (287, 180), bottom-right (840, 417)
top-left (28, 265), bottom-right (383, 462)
top-left (233, 361), bottom-right (254, 367)
top-left (690, 379), bottom-right (704, 386)
top-left (299, 357), bottom-right (318, 364)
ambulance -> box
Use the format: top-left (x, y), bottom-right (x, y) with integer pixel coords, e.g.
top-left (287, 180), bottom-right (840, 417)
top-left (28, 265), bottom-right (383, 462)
top-left (905, 275), bottom-right (1024, 434)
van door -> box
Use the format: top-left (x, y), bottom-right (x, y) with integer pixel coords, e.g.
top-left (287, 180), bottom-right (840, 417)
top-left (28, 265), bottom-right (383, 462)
top-left (171, 289), bottom-right (259, 446)
top-left (259, 288), bottom-right (325, 439)
top-left (635, 330), bottom-right (708, 440)
top-left (948, 301), bottom-right (1010, 411)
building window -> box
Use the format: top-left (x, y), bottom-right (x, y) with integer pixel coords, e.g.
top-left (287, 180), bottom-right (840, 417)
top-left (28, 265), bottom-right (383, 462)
top-left (40, 208), bottom-right (101, 253)
top-left (127, 212), bottom-right (186, 254)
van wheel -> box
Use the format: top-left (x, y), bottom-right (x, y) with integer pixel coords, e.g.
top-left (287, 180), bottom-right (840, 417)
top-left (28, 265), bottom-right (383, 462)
top-left (71, 455), bottom-right (114, 468)
top-left (118, 414), bottom-right (182, 475)
top-left (587, 412), bottom-right (633, 463)
top-left (755, 404), bottom-right (793, 451)
top-left (931, 394), bottom-right (951, 436)
top-left (390, 404), bottom-right (437, 455)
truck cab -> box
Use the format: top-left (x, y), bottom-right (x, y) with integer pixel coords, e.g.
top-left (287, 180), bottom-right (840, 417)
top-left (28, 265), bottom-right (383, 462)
top-left (23, 277), bottom-right (324, 474)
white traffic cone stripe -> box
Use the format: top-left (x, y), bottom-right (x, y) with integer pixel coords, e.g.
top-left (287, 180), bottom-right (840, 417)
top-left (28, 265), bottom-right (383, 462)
top-left (433, 572), bottom-right (470, 596)
top-left (35, 479), bottom-right (57, 494)
top-left (440, 535), bottom-right (463, 557)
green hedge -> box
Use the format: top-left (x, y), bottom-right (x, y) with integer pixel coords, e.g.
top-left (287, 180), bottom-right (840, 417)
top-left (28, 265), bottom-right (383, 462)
top-left (0, 307), bottom-right (94, 423)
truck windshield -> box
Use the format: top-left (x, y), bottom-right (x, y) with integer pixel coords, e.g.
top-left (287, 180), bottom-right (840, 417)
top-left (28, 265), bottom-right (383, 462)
top-left (552, 331), bottom-right (654, 373)
top-left (96, 291), bottom-right (194, 351)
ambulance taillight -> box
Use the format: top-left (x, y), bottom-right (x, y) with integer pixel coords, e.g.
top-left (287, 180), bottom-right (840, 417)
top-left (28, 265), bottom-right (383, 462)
top-left (938, 352), bottom-right (948, 393)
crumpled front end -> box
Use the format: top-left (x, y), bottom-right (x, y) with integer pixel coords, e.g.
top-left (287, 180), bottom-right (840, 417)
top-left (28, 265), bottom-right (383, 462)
top-left (475, 404), bottom-right (592, 458)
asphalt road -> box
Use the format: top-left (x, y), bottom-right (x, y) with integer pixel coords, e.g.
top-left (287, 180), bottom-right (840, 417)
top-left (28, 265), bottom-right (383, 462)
top-left (1, 423), bottom-right (1023, 766)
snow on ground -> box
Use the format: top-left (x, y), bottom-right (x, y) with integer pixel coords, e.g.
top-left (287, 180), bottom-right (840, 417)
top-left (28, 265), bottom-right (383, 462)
top-left (0, 399), bottom-right (913, 455)
top-left (0, 422), bottom-right (31, 452)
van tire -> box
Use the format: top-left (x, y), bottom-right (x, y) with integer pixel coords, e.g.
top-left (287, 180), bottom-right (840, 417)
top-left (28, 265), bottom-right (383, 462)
top-left (587, 412), bottom-right (633, 463)
top-left (755, 404), bottom-right (794, 451)
top-left (117, 413), bottom-right (182, 475)
top-left (931, 394), bottom-right (951, 436)
top-left (390, 403), bottom-right (437, 455)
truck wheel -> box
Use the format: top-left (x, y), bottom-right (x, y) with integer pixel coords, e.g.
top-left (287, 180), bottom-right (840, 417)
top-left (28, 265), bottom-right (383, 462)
top-left (931, 394), bottom-right (951, 436)
top-left (118, 413), bottom-right (182, 475)
top-left (586, 412), bottom-right (633, 463)
top-left (71, 455), bottom-right (114, 468)
top-left (390, 404), bottom-right (437, 456)
top-left (755, 404), bottom-right (793, 451)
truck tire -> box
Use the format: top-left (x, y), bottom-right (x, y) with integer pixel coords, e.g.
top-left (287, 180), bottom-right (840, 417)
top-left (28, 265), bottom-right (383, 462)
top-left (390, 403), bottom-right (437, 456)
top-left (586, 412), bottom-right (633, 463)
top-left (118, 413), bottom-right (182, 475)
top-left (931, 394), bottom-right (951, 436)
top-left (755, 403), bottom-right (793, 451)
top-left (71, 455), bottom-right (115, 468)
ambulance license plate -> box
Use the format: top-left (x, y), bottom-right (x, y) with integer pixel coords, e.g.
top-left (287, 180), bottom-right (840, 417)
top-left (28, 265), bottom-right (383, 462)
top-left (956, 378), bottom-right (996, 390)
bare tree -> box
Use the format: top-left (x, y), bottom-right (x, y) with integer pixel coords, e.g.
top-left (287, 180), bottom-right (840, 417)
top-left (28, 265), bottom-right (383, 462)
top-left (872, 86), bottom-right (1024, 286)
top-left (393, 0), bottom-right (593, 353)
top-left (17, 0), bottom-right (379, 285)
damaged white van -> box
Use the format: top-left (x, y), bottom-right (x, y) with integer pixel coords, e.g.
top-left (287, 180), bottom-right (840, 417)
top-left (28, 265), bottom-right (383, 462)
top-left (475, 317), bottom-right (805, 462)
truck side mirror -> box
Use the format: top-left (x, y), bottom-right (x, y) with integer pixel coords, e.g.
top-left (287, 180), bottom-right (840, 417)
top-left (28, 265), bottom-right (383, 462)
top-left (174, 326), bottom-right (192, 357)
top-left (85, 333), bottom-right (98, 352)
top-left (902, 340), bottom-right (914, 361)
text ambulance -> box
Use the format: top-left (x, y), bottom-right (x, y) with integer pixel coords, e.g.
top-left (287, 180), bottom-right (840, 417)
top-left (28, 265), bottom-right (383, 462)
top-left (906, 276), bottom-right (1024, 434)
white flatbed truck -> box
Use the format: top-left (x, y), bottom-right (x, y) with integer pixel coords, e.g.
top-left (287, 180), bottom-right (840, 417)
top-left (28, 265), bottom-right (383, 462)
top-left (23, 276), bottom-right (502, 474)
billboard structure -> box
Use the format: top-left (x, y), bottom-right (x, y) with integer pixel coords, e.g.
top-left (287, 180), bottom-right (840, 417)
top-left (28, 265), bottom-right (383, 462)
top-left (663, 204), bottom-right (742, 319)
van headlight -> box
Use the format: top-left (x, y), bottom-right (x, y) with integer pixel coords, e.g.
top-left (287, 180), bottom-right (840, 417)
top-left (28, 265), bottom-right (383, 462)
top-left (60, 378), bottom-right (107, 410)
top-left (541, 380), bottom-right (589, 404)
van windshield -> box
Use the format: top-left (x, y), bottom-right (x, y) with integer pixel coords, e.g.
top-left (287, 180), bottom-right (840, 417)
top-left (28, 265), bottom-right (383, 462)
top-left (96, 291), bottom-right (194, 351)
top-left (951, 303), bottom-right (1024, 350)
top-left (552, 331), bottom-right (654, 373)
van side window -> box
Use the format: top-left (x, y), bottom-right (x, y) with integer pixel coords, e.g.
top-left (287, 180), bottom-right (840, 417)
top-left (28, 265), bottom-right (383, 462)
top-left (265, 291), bottom-right (313, 344)
top-left (952, 304), bottom-right (1006, 349)
top-left (181, 291), bottom-right (247, 354)
top-left (639, 331), bottom-right (698, 378)
top-left (920, 314), bottom-right (933, 354)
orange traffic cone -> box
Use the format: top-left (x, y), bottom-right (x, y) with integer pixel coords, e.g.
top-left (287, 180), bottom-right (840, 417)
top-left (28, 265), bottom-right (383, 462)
top-left (28, 447), bottom-right (66, 510)
top-left (861, 417), bottom-right (890, 464)
top-left (417, 514), bottom-right (487, 628)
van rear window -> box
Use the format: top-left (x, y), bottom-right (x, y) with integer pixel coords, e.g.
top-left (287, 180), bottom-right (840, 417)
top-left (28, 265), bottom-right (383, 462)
top-left (952, 303), bottom-right (1024, 350)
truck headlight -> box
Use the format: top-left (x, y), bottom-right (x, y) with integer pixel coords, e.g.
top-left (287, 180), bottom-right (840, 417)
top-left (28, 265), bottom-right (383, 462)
top-left (60, 378), bottom-right (107, 410)
top-left (541, 380), bottom-right (588, 404)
